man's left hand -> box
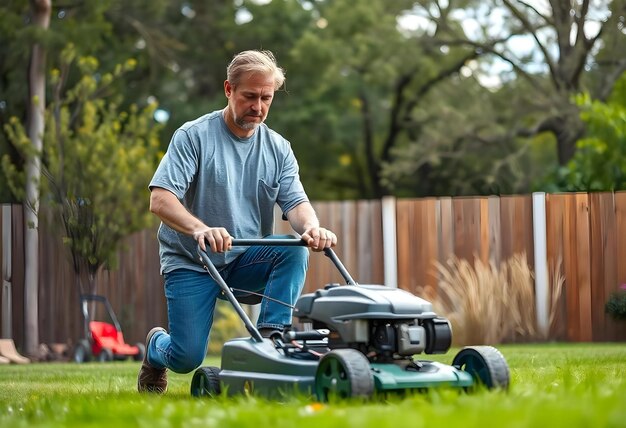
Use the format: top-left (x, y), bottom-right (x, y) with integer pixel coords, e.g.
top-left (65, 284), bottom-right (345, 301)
top-left (301, 227), bottom-right (337, 252)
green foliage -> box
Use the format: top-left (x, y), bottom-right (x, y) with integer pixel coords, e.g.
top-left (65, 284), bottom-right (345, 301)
top-left (206, 301), bottom-right (249, 356)
top-left (541, 74), bottom-right (626, 192)
top-left (1, 117), bottom-right (30, 200)
top-left (605, 290), bottom-right (626, 321)
top-left (2, 45), bottom-right (162, 290)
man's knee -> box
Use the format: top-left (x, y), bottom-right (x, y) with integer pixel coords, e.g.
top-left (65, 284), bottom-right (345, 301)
top-left (168, 349), bottom-right (205, 374)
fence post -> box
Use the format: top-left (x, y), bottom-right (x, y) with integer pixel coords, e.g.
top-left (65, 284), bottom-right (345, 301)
top-left (382, 196), bottom-right (397, 288)
top-left (532, 192), bottom-right (549, 337)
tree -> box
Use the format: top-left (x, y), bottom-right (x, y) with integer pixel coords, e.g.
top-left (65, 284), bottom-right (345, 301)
top-left (287, 0), bottom-right (626, 198)
top-left (25, 0), bottom-right (50, 357)
top-left (544, 72), bottom-right (626, 191)
top-left (430, 0), bottom-right (626, 165)
top-left (282, 0), bottom-right (526, 198)
top-left (1, 0), bottom-right (179, 171)
top-left (3, 45), bottom-right (162, 296)
top-left (284, 0), bottom-right (427, 198)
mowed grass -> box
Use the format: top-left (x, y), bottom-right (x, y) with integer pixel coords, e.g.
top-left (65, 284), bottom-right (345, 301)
top-left (0, 343), bottom-right (625, 428)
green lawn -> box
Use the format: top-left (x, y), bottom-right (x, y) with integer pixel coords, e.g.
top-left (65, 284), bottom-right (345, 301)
top-left (1, 343), bottom-right (625, 427)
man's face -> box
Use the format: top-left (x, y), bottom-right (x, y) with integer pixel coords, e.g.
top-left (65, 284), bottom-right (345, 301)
top-left (224, 72), bottom-right (275, 137)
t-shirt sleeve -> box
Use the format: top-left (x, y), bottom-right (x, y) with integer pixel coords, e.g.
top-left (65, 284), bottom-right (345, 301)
top-left (149, 129), bottom-right (199, 199)
top-left (276, 143), bottom-right (309, 216)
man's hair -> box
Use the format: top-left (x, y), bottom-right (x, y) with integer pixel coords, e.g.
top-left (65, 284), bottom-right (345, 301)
top-left (226, 50), bottom-right (285, 90)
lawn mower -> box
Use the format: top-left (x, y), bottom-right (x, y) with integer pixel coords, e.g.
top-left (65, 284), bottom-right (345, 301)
top-left (190, 238), bottom-right (510, 401)
top-left (73, 294), bottom-right (145, 363)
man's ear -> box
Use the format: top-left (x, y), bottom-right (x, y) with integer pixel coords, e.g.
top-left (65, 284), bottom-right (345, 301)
top-left (224, 80), bottom-right (232, 97)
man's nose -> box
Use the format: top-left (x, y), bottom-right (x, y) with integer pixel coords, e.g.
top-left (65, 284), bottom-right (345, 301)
top-left (250, 98), bottom-right (261, 112)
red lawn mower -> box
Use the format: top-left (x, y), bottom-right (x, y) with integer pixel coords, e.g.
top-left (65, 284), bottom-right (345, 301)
top-left (73, 294), bottom-right (145, 363)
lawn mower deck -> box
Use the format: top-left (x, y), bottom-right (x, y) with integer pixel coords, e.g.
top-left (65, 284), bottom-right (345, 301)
top-left (191, 239), bottom-right (509, 400)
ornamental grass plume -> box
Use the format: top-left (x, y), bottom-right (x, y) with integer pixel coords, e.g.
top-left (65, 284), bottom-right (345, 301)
top-left (421, 253), bottom-right (563, 346)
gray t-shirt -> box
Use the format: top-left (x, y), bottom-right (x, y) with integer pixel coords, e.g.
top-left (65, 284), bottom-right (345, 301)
top-left (149, 110), bottom-right (309, 273)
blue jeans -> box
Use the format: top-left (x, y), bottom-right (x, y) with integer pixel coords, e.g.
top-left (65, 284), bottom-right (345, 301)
top-left (148, 237), bottom-right (309, 373)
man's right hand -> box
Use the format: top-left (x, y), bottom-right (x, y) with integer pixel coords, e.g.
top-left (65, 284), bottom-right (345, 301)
top-left (192, 227), bottom-right (232, 253)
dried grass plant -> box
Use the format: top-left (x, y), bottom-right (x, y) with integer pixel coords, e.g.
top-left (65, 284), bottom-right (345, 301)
top-left (545, 256), bottom-right (565, 338)
top-left (421, 253), bottom-right (541, 346)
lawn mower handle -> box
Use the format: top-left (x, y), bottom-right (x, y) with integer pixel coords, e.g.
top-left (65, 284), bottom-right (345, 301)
top-left (230, 238), bottom-right (357, 286)
top-left (196, 238), bottom-right (358, 343)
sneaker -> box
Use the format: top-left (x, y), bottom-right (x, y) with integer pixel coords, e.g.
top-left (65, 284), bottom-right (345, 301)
top-left (137, 327), bottom-right (167, 393)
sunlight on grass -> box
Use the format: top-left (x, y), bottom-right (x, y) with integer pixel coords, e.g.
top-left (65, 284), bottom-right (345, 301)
top-left (0, 344), bottom-right (625, 427)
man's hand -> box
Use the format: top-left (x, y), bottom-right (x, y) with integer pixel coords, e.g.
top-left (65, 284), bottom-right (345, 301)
top-left (301, 227), bottom-right (337, 252)
top-left (193, 227), bottom-right (232, 253)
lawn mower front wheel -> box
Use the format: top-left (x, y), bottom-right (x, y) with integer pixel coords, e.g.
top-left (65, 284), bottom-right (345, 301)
top-left (315, 349), bottom-right (374, 401)
top-left (452, 345), bottom-right (510, 390)
top-left (190, 366), bottom-right (221, 398)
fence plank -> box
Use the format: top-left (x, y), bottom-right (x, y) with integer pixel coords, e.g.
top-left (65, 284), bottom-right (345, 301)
top-left (574, 193), bottom-right (592, 342)
top-left (479, 198), bottom-right (490, 265)
top-left (589, 193), bottom-right (617, 341)
top-left (396, 199), bottom-right (413, 292)
top-left (438, 198), bottom-right (454, 264)
top-left (562, 194), bottom-right (581, 341)
top-left (453, 198), bottom-right (481, 261)
top-left (11, 205), bottom-right (25, 349)
top-left (614, 192), bottom-right (626, 340)
top-left (411, 199), bottom-right (439, 294)
top-left (488, 196), bottom-right (501, 266)
top-left (545, 193), bottom-right (569, 340)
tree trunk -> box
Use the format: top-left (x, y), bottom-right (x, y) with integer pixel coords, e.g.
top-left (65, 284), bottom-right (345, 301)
top-left (23, 0), bottom-right (51, 357)
top-left (554, 105), bottom-right (586, 166)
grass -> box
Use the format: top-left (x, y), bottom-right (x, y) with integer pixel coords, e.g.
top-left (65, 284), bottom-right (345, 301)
top-left (1, 343), bottom-right (625, 427)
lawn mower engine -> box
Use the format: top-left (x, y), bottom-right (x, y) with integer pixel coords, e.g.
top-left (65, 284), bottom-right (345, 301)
top-left (293, 284), bottom-right (453, 363)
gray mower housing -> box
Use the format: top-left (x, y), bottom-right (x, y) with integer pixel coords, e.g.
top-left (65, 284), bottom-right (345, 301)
top-left (294, 284), bottom-right (451, 356)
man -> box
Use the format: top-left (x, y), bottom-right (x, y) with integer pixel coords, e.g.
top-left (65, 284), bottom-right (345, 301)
top-left (137, 50), bottom-right (336, 393)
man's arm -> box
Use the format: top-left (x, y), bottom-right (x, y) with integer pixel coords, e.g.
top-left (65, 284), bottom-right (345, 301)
top-left (150, 187), bottom-right (231, 253)
top-left (286, 202), bottom-right (336, 251)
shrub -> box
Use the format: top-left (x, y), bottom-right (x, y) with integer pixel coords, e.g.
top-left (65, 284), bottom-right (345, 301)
top-left (605, 285), bottom-right (626, 321)
top-left (206, 301), bottom-right (249, 355)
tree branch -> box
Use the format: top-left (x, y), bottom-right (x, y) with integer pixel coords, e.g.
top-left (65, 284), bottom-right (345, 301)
top-left (503, 0), bottom-right (558, 83)
top-left (381, 72), bottom-right (414, 165)
top-left (575, 0), bottom-right (591, 48)
top-left (358, 88), bottom-right (383, 197)
top-left (515, 0), bottom-right (553, 25)
top-left (435, 37), bottom-right (549, 93)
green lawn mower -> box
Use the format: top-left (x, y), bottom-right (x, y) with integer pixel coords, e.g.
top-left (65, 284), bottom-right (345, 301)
top-left (191, 238), bottom-right (510, 401)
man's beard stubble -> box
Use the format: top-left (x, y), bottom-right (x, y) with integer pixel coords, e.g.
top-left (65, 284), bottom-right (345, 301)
top-left (234, 110), bottom-right (263, 131)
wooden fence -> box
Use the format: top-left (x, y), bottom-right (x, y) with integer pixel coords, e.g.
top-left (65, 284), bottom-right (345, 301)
top-left (1, 192), bottom-right (626, 352)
